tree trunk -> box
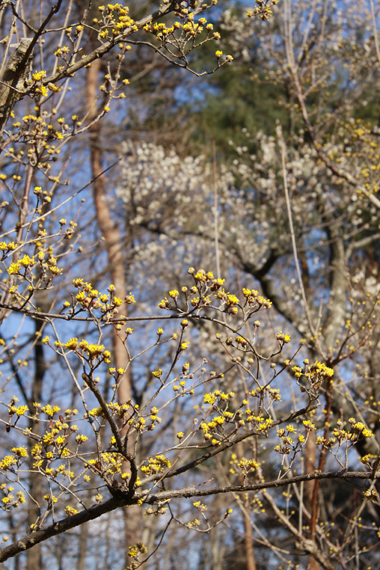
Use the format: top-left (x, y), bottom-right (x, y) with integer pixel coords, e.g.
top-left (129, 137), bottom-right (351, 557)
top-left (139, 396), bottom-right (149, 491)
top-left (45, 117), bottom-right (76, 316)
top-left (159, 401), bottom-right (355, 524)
top-left (86, 58), bottom-right (142, 565)
top-left (243, 501), bottom-right (256, 570)
top-left (27, 293), bottom-right (48, 570)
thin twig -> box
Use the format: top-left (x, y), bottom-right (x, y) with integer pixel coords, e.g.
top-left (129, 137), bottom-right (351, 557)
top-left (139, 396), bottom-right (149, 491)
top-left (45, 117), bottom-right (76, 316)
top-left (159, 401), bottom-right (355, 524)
top-left (213, 140), bottom-right (221, 280)
top-left (278, 126), bottom-right (316, 338)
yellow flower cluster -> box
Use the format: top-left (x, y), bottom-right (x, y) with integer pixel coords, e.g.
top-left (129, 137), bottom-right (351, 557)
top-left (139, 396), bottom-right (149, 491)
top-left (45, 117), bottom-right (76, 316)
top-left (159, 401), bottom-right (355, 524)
top-left (128, 543), bottom-right (147, 560)
top-left (29, 416), bottom-right (84, 473)
top-left (10, 112), bottom-right (71, 152)
top-left (41, 404), bottom-right (61, 417)
top-left (92, 4), bottom-right (137, 40)
top-left (242, 288), bottom-right (272, 308)
top-left (157, 269), bottom-right (271, 323)
top-left (203, 390), bottom-right (234, 405)
top-left (0, 485), bottom-right (25, 511)
top-left (292, 361), bottom-right (334, 385)
top-left (107, 401), bottom-right (130, 418)
top-left (11, 447), bottom-right (28, 458)
top-left (331, 418), bottom-right (374, 442)
top-left (247, 0), bottom-right (279, 21)
top-left (9, 404), bottom-right (29, 417)
top-left (257, 417), bottom-right (273, 432)
top-left (140, 455), bottom-right (171, 475)
top-left (0, 242), bottom-right (17, 258)
top-left (65, 506), bottom-right (79, 516)
top-left (94, 452), bottom-right (124, 477)
top-left (70, 278), bottom-right (134, 316)
top-left (229, 453), bottom-right (260, 475)
top-left (275, 423), bottom-right (305, 454)
top-left (32, 70), bottom-right (47, 81)
top-left (143, 9), bottom-right (222, 44)
top-left (8, 255), bottom-right (35, 275)
top-left (186, 519), bottom-right (200, 528)
top-left (54, 337), bottom-right (111, 363)
top-left (276, 331), bottom-right (291, 344)
top-left (0, 456), bottom-right (18, 471)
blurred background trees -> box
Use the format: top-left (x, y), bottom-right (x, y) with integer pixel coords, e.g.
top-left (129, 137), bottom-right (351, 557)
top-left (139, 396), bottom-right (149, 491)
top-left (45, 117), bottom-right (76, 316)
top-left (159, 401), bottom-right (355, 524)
top-left (1, 0), bottom-right (380, 569)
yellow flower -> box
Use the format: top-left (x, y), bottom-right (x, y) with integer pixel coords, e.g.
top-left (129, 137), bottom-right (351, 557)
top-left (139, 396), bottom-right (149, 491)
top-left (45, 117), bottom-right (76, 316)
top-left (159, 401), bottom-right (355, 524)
top-left (64, 506), bottom-right (79, 516)
top-left (152, 369), bottom-right (162, 378)
top-left (11, 447), bottom-right (28, 458)
top-left (32, 70), bottom-right (47, 81)
top-left (169, 290), bottom-right (179, 298)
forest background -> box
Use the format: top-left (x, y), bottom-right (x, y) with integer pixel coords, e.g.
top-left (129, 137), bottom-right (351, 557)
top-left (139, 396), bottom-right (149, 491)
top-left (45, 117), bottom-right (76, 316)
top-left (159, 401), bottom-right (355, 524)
top-left (1, 1), bottom-right (380, 569)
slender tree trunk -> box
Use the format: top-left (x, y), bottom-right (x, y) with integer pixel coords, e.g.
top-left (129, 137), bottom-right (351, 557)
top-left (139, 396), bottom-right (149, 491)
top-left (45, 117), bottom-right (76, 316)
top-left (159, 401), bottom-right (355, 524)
top-left (211, 526), bottom-right (223, 570)
top-left (305, 431), bottom-right (320, 570)
top-left (27, 293), bottom-right (48, 570)
top-left (77, 522), bottom-right (88, 570)
top-left (243, 501), bottom-right (256, 570)
top-left (85, 59), bottom-right (129, 383)
top-left (237, 442), bottom-right (257, 570)
top-left (86, 58), bottom-right (142, 565)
